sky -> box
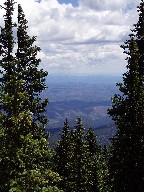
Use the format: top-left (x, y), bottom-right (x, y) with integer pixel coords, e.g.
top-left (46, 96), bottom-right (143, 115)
top-left (0, 0), bottom-right (141, 75)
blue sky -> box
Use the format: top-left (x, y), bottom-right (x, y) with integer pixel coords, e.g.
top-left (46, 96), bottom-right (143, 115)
top-left (0, 0), bottom-right (141, 75)
top-left (58, 0), bottom-right (78, 7)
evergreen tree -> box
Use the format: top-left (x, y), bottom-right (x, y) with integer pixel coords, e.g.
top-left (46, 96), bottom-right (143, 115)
top-left (108, 1), bottom-right (144, 191)
top-left (85, 128), bottom-right (101, 192)
top-left (55, 118), bottom-right (89, 192)
top-left (16, 4), bottom-right (48, 136)
top-left (68, 118), bottom-right (88, 192)
top-left (97, 146), bottom-right (111, 192)
top-left (54, 119), bottom-right (111, 192)
top-left (54, 119), bottom-right (72, 191)
top-left (0, 1), bottom-right (62, 191)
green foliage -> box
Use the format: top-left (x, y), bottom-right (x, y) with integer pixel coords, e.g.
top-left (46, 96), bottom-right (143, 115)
top-left (97, 146), bottom-right (111, 192)
top-left (108, 1), bottom-right (144, 192)
top-left (8, 133), bottom-right (62, 192)
top-left (16, 4), bottom-right (48, 129)
top-left (85, 128), bottom-right (101, 192)
top-left (54, 118), bottom-right (106, 192)
top-left (54, 118), bottom-right (71, 191)
top-left (69, 118), bottom-right (88, 192)
top-left (0, 1), bottom-right (62, 191)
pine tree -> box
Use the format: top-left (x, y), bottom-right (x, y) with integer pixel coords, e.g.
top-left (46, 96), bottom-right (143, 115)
top-left (16, 4), bottom-right (48, 136)
top-left (54, 119), bottom-right (72, 191)
top-left (0, 1), bottom-right (62, 191)
top-left (85, 128), bottom-right (101, 192)
top-left (55, 118), bottom-right (89, 192)
top-left (108, 1), bottom-right (144, 191)
top-left (54, 119), bottom-right (112, 192)
top-left (98, 146), bottom-right (111, 192)
top-left (0, 1), bottom-right (20, 189)
top-left (68, 118), bottom-right (88, 192)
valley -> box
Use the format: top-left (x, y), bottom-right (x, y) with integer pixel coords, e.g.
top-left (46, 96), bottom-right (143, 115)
top-left (43, 75), bottom-right (122, 145)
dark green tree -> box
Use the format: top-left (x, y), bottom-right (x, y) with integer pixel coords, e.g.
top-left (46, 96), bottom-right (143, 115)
top-left (54, 119), bottom-right (112, 192)
top-left (55, 118), bottom-right (89, 192)
top-left (68, 118), bottom-right (88, 192)
top-left (16, 4), bottom-right (48, 136)
top-left (54, 119), bottom-right (72, 191)
top-left (97, 145), bottom-right (111, 192)
top-left (85, 128), bottom-right (101, 192)
top-left (0, 1), bottom-right (62, 191)
top-left (108, 1), bottom-right (144, 191)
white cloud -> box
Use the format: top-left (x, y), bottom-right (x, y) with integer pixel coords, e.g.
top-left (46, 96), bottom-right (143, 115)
top-left (0, 0), bottom-right (141, 75)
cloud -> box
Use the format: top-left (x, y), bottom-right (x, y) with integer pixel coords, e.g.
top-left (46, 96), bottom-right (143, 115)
top-left (79, 0), bottom-right (140, 11)
top-left (0, 0), bottom-right (141, 75)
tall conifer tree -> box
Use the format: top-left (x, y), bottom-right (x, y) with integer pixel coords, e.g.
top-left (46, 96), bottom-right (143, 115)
top-left (0, 1), bottom-right (62, 191)
top-left (97, 146), bottom-right (111, 192)
top-left (108, 1), bottom-right (144, 191)
top-left (85, 128), bottom-right (101, 192)
top-left (55, 118), bottom-right (89, 192)
top-left (16, 4), bottom-right (48, 136)
top-left (54, 119), bottom-right (110, 192)
top-left (70, 118), bottom-right (88, 192)
top-left (54, 119), bottom-right (72, 191)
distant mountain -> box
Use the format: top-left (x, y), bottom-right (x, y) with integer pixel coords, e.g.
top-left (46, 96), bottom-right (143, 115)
top-left (46, 74), bottom-right (123, 86)
top-left (48, 124), bottom-right (116, 147)
top-left (42, 75), bottom-right (121, 145)
top-left (46, 100), bottom-right (113, 129)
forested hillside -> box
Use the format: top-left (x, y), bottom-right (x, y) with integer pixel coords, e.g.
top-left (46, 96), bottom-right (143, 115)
top-left (44, 75), bottom-right (120, 145)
